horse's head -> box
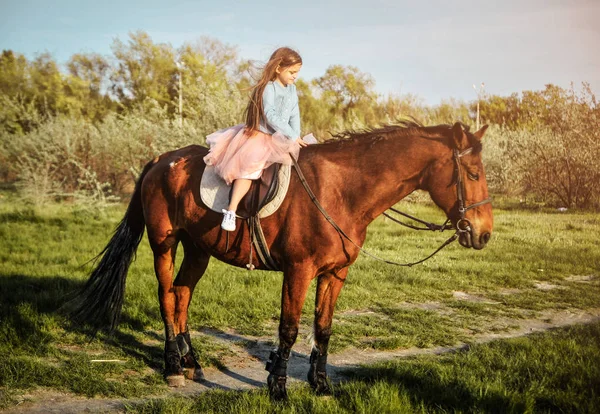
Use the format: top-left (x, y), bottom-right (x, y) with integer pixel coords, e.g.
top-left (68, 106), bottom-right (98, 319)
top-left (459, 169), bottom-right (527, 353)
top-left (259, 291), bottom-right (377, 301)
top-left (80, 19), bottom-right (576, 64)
top-left (426, 122), bottom-right (493, 250)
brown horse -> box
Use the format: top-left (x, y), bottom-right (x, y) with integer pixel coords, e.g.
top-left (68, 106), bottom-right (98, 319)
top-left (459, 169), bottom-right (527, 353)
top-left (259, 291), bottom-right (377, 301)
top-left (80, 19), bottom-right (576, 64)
top-left (69, 121), bottom-right (493, 399)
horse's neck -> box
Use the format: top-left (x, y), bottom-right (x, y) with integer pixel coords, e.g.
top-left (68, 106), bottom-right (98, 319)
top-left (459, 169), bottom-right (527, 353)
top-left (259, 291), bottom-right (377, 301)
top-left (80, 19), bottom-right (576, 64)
top-left (319, 135), bottom-right (445, 225)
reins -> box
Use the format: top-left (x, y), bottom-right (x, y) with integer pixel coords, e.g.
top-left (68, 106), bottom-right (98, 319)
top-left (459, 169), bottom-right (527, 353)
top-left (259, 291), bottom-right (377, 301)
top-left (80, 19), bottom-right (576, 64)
top-left (290, 146), bottom-right (491, 267)
top-left (382, 208), bottom-right (452, 232)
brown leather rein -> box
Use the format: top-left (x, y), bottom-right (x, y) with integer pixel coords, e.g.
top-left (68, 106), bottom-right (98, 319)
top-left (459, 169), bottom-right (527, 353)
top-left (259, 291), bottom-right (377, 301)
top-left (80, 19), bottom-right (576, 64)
top-left (291, 147), bottom-right (492, 267)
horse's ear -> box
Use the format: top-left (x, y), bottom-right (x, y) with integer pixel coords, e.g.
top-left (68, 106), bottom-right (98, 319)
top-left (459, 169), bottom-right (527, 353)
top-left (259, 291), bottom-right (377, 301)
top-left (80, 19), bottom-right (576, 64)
top-left (452, 122), bottom-right (469, 150)
top-left (473, 124), bottom-right (489, 142)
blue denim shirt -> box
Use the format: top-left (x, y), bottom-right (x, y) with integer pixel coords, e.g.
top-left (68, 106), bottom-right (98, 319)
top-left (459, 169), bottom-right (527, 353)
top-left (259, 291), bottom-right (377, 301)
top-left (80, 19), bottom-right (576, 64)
top-left (259, 81), bottom-right (300, 140)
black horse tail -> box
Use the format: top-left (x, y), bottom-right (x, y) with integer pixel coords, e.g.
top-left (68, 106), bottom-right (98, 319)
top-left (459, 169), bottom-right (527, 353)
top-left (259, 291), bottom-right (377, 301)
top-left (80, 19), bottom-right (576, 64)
top-left (66, 160), bottom-right (155, 333)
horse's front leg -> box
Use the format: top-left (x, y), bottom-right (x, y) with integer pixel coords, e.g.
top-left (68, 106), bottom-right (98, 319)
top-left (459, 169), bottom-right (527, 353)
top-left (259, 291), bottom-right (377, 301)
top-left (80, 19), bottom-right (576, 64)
top-left (309, 268), bottom-right (348, 395)
top-left (266, 265), bottom-right (314, 400)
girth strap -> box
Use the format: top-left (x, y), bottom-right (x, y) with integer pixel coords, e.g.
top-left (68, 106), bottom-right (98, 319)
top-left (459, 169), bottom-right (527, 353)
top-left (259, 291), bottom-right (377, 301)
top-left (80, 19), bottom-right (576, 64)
top-left (249, 215), bottom-right (280, 271)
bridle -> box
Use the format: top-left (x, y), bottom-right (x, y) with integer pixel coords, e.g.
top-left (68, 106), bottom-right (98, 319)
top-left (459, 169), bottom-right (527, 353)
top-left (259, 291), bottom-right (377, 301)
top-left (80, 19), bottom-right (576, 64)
top-left (452, 147), bottom-right (493, 235)
top-left (291, 145), bottom-right (492, 267)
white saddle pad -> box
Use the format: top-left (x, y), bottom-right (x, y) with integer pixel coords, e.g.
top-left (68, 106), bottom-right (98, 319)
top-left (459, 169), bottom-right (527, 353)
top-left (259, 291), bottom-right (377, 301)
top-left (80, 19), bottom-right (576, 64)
top-left (200, 164), bottom-right (292, 218)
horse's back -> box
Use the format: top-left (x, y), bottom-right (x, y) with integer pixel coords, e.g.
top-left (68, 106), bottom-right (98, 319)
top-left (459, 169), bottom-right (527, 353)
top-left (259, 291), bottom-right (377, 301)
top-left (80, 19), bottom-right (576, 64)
top-left (140, 145), bottom-right (211, 232)
top-left (143, 144), bottom-right (208, 189)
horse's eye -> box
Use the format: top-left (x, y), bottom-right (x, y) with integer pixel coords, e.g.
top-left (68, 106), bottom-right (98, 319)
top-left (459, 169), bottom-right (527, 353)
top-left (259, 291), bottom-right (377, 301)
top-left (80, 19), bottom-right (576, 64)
top-left (468, 172), bottom-right (479, 181)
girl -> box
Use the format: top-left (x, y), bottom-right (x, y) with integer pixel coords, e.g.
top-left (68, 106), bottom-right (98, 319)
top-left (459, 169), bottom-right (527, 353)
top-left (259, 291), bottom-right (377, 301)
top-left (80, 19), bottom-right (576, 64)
top-left (203, 47), bottom-right (311, 231)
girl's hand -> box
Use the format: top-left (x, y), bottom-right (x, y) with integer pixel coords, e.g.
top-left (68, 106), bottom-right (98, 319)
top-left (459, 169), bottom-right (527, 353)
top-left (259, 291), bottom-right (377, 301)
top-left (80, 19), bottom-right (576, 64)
top-left (296, 137), bottom-right (308, 147)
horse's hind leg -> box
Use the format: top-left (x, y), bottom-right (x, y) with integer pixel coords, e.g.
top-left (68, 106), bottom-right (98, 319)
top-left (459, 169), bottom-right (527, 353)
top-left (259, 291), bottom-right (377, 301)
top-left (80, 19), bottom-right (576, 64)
top-left (309, 268), bottom-right (348, 395)
top-left (150, 233), bottom-right (186, 387)
top-left (173, 234), bottom-right (210, 382)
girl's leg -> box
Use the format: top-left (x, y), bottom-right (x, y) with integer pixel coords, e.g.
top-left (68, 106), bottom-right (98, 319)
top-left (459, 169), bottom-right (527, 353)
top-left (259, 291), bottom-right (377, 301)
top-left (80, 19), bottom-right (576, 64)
top-left (227, 178), bottom-right (253, 212)
top-left (221, 178), bottom-right (253, 231)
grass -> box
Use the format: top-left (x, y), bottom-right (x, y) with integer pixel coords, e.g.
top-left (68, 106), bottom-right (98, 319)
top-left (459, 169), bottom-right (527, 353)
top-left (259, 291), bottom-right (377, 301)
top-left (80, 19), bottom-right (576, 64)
top-left (128, 321), bottom-right (600, 413)
top-left (0, 188), bottom-right (599, 410)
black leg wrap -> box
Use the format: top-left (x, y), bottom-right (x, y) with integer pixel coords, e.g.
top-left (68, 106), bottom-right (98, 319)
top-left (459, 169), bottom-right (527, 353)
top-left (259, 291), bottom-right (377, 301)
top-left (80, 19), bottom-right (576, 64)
top-left (308, 348), bottom-right (332, 395)
top-left (176, 333), bottom-right (190, 356)
top-left (266, 350), bottom-right (289, 376)
top-left (164, 339), bottom-right (183, 378)
top-left (178, 332), bottom-right (205, 382)
top-left (266, 349), bottom-right (289, 401)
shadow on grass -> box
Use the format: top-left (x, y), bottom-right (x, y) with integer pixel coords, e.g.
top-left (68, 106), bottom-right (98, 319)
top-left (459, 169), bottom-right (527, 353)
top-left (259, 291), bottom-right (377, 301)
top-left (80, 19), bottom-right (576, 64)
top-left (0, 273), bottom-right (80, 354)
top-left (0, 273), bottom-right (269, 390)
top-left (0, 273), bottom-right (164, 372)
top-left (342, 363), bottom-right (521, 413)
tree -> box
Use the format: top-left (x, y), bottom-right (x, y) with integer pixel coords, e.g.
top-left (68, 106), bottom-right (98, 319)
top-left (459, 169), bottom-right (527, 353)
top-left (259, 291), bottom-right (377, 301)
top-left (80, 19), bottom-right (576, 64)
top-left (294, 79), bottom-right (330, 139)
top-left (425, 98), bottom-right (471, 125)
top-left (27, 53), bottom-right (71, 117)
top-left (0, 51), bottom-right (71, 133)
top-left (476, 93), bottom-right (521, 128)
top-left (110, 31), bottom-right (177, 111)
top-left (374, 93), bottom-right (425, 125)
top-left (175, 38), bottom-right (244, 131)
top-left (67, 53), bottom-right (115, 121)
top-left (313, 65), bottom-right (379, 133)
top-left (0, 50), bottom-right (40, 134)
top-left (0, 50), bottom-right (29, 97)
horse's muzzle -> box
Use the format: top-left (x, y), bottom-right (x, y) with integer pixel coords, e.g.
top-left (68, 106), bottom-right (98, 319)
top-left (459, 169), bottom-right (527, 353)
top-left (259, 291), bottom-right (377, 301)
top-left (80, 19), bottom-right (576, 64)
top-left (459, 230), bottom-right (491, 250)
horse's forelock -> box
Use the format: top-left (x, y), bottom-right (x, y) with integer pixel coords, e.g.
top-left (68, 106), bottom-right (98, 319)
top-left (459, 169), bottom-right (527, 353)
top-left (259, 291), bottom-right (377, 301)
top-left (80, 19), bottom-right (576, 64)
top-left (464, 131), bottom-right (483, 154)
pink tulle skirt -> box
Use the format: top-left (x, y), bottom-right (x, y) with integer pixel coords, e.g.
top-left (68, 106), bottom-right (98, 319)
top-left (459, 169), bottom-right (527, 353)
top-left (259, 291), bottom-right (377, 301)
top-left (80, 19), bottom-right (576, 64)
top-left (203, 124), bottom-right (300, 185)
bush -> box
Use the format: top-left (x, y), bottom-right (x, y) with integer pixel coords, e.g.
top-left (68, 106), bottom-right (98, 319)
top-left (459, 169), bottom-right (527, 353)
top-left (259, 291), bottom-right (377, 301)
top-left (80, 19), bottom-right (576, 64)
top-left (0, 100), bottom-right (225, 204)
top-left (517, 127), bottom-right (600, 209)
top-left (514, 85), bottom-right (600, 209)
top-left (480, 125), bottom-right (525, 195)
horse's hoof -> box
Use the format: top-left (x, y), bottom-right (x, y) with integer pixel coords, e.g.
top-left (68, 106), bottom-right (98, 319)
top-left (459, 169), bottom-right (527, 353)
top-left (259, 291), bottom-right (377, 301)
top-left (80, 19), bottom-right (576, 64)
top-left (267, 373), bottom-right (288, 401)
top-left (308, 369), bottom-right (332, 396)
top-left (166, 374), bottom-right (186, 387)
top-left (313, 379), bottom-right (332, 396)
top-left (185, 367), bottom-right (205, 382)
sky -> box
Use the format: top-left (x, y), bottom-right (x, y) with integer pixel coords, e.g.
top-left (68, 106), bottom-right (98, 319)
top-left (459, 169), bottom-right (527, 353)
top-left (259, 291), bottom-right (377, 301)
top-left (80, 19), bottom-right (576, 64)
top-left (1, 0), bottom-right (598, 104)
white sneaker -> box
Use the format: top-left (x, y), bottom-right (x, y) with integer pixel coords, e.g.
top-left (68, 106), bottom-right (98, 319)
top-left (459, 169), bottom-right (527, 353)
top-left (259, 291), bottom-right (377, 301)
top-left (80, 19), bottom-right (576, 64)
top-left (221, 209), bottom-right (236, 231)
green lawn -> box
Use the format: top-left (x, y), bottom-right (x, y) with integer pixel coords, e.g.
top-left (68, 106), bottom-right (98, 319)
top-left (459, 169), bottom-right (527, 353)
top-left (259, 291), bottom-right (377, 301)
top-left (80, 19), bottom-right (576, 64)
top-left (0, 190), bottom-right (599, 410)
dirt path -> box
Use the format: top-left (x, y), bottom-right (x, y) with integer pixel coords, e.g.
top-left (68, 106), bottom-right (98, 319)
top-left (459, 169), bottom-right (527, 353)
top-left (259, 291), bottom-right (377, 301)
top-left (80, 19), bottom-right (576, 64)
top-left (6, 307), bottom-right (600, 414)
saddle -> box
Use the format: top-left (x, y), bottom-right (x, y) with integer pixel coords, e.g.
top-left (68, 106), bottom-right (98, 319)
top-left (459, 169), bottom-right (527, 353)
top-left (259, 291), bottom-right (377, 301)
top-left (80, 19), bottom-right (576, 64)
top-left (200, 163), bottom-right (291, 218)
top-left (200, 163), bottom-right (292, 270)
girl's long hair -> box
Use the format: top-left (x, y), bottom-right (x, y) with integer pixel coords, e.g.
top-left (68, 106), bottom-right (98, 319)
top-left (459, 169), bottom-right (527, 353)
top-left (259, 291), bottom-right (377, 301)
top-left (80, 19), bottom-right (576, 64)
top-left (244, 47), bottom-right (302, 135)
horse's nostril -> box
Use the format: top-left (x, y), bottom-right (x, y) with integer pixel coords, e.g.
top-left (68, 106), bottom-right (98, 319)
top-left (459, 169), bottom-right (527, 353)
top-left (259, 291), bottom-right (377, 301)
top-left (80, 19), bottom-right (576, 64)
top-left (481, 232), bottom-right (491, 244)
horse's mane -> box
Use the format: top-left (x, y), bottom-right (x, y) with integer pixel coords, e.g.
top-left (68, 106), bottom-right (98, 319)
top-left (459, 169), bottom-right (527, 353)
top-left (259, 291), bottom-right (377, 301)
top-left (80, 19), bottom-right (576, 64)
top-left (324, 119), bottom-right (481, 153)
top-left (328, 119), bottom-right (452, 141)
